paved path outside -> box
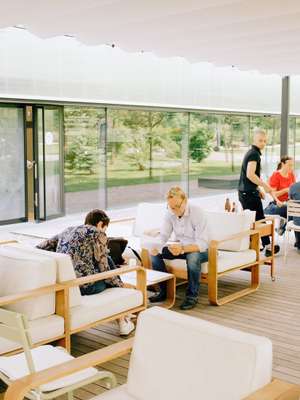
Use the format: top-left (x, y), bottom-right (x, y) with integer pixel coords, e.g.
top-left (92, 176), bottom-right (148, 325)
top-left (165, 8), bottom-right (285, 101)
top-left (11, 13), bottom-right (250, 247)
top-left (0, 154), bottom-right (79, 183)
top-left (65, 179), bottom-right (236, 214)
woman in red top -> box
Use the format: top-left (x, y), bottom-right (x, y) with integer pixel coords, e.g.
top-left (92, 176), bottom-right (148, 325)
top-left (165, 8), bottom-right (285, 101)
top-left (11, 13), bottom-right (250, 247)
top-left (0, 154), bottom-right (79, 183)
top-left (264, 156), bottom-right (296, 229)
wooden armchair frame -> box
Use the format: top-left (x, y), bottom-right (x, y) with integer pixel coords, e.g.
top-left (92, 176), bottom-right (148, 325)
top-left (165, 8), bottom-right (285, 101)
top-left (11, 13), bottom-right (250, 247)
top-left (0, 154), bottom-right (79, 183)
top-left (253, 217), bottom-right (275, 281)
top-left (0, 284), bottom-right (69, 354)
top-left (3, 338), bottom-right (297, 400)
top-left (0, 240), bottom-right (147, 353)
top-left (141, 229), bottom-right (260, 306)
top-left (60, 265), bottom-right (147, 342)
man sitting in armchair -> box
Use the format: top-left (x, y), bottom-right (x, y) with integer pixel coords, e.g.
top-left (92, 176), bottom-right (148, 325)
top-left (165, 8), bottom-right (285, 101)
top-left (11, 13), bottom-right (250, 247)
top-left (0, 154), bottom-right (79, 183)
top-left (149, 186), bottom-right (209, 310)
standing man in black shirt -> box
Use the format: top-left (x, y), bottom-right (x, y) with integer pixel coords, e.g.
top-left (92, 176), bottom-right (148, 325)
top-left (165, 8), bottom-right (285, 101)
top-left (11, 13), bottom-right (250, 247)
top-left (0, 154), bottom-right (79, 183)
top-left (238, 128), bottom-right (280, 256)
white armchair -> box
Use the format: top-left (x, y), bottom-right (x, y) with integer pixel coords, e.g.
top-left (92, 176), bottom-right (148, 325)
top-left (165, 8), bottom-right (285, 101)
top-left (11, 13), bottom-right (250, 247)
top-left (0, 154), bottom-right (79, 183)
top-left (5, 307), bottom-right (273, 400)
top-left (0, 242), bottom-right (147, 354)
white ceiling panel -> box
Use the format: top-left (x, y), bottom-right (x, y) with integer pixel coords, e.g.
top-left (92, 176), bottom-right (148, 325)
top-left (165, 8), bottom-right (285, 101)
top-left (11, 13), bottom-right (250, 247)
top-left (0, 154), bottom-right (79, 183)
top-left (1, 0), bottom-right (300, 74)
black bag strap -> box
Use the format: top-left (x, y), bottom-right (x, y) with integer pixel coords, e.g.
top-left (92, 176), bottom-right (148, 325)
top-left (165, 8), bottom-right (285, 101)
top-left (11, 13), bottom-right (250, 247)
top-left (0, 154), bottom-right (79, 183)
top-left (128, 246), bottom-right (142, 262)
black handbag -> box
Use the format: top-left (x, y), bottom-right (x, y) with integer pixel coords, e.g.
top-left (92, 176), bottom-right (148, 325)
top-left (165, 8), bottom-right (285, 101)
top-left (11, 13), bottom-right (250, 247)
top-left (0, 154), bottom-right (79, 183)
top-left (107, 237), bottom-right (142, 265)
top-left (107, 237), bottom-right (128, 265)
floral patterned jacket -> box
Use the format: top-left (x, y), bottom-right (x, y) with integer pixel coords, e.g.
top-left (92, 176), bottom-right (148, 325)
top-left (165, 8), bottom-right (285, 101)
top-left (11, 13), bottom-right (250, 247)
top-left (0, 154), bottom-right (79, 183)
top-left (37, 225), bottom-right (123, 290)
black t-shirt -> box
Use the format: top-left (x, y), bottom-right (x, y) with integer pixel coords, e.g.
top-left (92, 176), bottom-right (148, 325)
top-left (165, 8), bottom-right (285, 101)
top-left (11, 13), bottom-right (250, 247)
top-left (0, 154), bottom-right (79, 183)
top-left (238, 145), bottom-right (261, 192)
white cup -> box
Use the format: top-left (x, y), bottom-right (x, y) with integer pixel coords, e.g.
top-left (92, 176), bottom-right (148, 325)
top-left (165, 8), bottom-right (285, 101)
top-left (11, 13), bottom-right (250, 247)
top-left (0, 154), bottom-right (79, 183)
top-left (128, 258), bottom-right (137, 267)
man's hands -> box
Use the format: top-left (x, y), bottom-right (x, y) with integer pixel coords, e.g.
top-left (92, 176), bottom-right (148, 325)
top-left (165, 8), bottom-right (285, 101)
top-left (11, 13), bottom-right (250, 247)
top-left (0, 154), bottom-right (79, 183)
top-left (150, 248), bottom-right (159, 256)
top-left (168, 244), bottom-right (183, 256)
top-left (150, 244), bottom-right (182, 256)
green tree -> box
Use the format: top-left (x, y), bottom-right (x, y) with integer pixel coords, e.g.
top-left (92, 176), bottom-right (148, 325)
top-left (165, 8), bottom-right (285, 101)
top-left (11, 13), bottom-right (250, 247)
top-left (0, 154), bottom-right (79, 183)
top-left (122, 111), bottom-right (167, 177)
top-left (189, 128), bottom-right (214, 162)
top-left (65, 136), bottom-right (98, 174)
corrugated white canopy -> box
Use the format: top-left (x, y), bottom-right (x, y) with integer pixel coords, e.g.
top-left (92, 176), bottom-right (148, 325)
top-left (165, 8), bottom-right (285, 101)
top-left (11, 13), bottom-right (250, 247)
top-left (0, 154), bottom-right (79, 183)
top-left (1, 0), bottom-right (300, 75)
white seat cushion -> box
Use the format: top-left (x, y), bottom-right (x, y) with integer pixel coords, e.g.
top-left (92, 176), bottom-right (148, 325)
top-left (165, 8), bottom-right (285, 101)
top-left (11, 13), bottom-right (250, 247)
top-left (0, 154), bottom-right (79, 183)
top-left (127, 307), bottom-right (272, 400)
top-left (0, 345), bottom-right (98, 392)
top-left (0, 246), bottom-right (56, 320)
top-left (165, 249), bottom-right (257, 274)
top-left (7, 243), bottom-right (82, 307)
top-left (0, 314), bottom-right (65, 355)
top-left (93, 385), bottom-right (133, 399)
top-left (70, 288), bottom-right (143, 330)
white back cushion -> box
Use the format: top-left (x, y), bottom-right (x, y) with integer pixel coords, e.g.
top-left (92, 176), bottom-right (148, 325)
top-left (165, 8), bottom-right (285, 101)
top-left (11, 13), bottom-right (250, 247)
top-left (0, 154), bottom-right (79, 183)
top-left (133, 203), bottom-right (166, 237)
top-left (0, 246), bottom-right (56, 320)
top-left (127, 307), bottom-right (272, 400)
top-left (7, 243), bottom-right (82, 307)
top-left (205, 210), bottom-right (256, 251)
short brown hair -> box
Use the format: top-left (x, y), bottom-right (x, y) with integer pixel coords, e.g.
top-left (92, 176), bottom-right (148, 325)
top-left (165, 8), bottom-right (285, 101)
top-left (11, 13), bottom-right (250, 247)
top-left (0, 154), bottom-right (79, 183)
top-left (84, 209), bottom-right (110, 227)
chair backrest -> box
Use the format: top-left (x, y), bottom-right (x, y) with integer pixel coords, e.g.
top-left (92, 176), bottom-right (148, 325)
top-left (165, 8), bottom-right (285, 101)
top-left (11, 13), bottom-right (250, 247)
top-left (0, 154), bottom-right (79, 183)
top-left (133, 203), bottom-right (166, 237)
top-left (134, 202), bottom-right (255, 252)
top-left (204, 209), bottom-right (256, 251)
top-left (127, 307), bottom-right (272, 400)
top-left (6, 243), bottom-right (82, 307)
top-left (0, 246), bottom-right (57, 320)
top-left (287, 200), bottom-right (300, 218)
top-left (0, 309), bottom-right (35, 373)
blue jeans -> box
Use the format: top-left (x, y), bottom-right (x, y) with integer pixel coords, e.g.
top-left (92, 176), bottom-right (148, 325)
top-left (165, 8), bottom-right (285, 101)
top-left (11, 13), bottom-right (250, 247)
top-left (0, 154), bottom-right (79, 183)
top-left (80, 255), bottom-right (116, 296)
top-left (264, 202), bottom-right (287, 219)
top-left (151, 247), bottom-right (208, 299)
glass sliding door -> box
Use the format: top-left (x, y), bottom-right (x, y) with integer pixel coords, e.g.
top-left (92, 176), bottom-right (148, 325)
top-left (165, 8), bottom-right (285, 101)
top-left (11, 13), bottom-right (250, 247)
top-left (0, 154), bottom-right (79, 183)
top-left (34, 106), bottom-right (64, 220)
top-left (0, 105), bottom-right (26, 224)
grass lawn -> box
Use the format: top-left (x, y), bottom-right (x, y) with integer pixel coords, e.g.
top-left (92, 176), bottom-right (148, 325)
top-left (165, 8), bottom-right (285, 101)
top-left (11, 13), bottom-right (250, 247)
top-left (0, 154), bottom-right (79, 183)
top-left (64, 160), bottom-right (240, 192)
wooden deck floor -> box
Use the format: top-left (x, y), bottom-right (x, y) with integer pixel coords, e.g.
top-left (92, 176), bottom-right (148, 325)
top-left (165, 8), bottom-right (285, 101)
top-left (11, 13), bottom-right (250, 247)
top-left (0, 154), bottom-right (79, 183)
top-left (1, 247), bottom-right (300, 399)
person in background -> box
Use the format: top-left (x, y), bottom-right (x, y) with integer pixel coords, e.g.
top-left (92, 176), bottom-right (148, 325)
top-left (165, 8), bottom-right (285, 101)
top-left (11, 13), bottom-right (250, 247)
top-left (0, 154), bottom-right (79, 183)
top-left (264, 156), bottom-right (296, 234)
top-left (37, 209), bottom-right (134, 336)
top-left (289, 182), bottom-right (300, 253)
top-left (149, 186), bottom-right (209, 310)
top-left (238, 128), bottom-right (280, 257)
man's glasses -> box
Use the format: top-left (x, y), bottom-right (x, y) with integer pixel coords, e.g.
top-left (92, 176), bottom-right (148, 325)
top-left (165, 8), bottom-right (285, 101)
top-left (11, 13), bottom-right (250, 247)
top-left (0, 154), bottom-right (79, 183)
top-left (167, 198), bottom-right (185, 211)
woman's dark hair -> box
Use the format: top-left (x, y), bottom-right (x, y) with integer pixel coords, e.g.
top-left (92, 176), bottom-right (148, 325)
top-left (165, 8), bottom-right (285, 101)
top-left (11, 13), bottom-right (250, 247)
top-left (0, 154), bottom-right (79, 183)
top-left (277, 156), bottom-right (293, 170)
top-left (84, 209), bottom-right (110, 227)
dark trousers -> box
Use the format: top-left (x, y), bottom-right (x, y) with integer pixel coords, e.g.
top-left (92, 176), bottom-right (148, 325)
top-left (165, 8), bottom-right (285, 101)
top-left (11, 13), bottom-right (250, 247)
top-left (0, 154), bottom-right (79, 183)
top-left (151, 247), bottom-right (208, 299)
top-left (238, 190), bottom-right (270, 247)
top-left (295, 231), bottom-right (300, 248)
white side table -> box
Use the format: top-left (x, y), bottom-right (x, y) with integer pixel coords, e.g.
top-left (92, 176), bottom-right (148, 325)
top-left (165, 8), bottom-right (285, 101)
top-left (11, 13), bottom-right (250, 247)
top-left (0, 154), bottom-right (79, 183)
top-left (122, 269), bottom-right (176, 309)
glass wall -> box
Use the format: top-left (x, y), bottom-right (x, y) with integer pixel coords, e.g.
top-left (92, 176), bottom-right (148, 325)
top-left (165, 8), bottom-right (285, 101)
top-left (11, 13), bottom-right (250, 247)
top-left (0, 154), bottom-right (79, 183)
top-left (63, 105), bottom-right (283, 214)
top-left (64, 106), bottom-right (106, 214)
top-left (250, 115), bottom-right (281, 179)
top-left (0, 105), bottom-right (26, 223)
top-left (189, 114), bottom-right (250, 198)
top-left (106, 109), bottom-right (188, 207)
top-left (289, 117), bottom-right (300, 179)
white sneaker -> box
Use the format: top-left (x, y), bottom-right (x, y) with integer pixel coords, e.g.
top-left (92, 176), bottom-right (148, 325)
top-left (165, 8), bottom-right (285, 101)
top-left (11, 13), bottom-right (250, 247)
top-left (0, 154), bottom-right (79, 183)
top-left (119, 317), bottom-right (135, 336)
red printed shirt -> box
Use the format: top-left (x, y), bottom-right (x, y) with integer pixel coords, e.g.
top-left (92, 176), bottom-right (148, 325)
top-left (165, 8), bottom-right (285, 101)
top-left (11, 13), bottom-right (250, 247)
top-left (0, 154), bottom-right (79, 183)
top-left (269, 171), bottom-right (296, 202)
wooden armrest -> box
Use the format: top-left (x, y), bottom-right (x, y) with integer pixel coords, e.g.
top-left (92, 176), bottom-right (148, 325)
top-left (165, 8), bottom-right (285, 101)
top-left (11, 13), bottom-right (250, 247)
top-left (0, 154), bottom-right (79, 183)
top-left (0, 284), bottom-right (65, 306)
top-left (254, 217), bottom-right (274, 224)
top-left (63, 265), bottom-right (145, 287)
top-left (209, 229), bottom-right (259, 251)
top-left (0, 240), bottom-right (18, 245)
top-left (109, 217), bottom-right (135, 224)
top-left (4, 338), bottom-right (134, 400)
top-left (243, 379), bottom-right (295, 399)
